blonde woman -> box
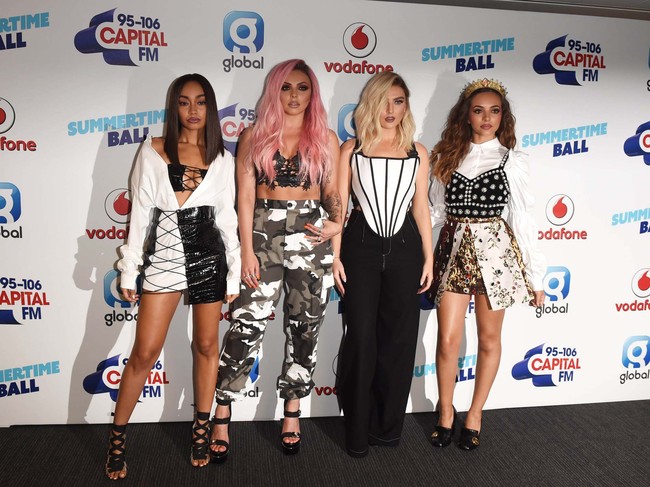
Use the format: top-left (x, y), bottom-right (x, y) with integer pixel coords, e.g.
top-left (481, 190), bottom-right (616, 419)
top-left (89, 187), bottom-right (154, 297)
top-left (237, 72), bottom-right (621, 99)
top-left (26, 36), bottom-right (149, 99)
top-left (332, 71), bottom-right (433, 458)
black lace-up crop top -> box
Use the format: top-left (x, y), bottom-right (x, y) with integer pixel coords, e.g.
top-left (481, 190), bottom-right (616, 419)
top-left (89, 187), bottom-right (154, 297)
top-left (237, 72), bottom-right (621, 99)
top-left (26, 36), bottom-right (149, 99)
top-left (168, 162), bottom-right (208, 192)
top-left (256, 151), bottom-right (312, 190)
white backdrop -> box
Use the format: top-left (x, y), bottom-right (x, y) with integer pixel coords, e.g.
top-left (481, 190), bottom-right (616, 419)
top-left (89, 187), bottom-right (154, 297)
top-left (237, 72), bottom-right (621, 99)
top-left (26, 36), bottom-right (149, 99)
top-left (1, 0), bottom-right (648, 427)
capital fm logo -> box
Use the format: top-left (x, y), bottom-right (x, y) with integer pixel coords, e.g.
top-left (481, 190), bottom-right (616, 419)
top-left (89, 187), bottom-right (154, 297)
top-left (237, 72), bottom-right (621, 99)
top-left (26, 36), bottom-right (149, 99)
top-left (83, 354), bottom-right (169, 402)
top-left (615, 269), bottom-right (650, 312)
top-left (536, 266), bottom-right (570, 318)
top-left (86, 189), bottom-right (131, 240)
top-left (623, 121), bottom-right (650, 165)
top-left (620, 335), bottom-right (650, 385)
top-left (0, 273), bottom-right (50, 326)
top-left (74, 8), bottom-right (168, 66)
top-left (533, 34), bottom-right (605, 86)
top-left (218, 102), bottom-right (255, 154)
top-left (337, 104), bottom-right (357, 142)
top-left (538, 194), bottom-right (587, 240)
top-left (512, 343), bottom-right (581, 386)
top-left (0, 98), bottom-right (37, 152)
top-left (324, 22), bottom-right (393, 75)
top-left (103, 269), bottom-right (139, 326)
top-left (222, 11), bottom-right (265, 73)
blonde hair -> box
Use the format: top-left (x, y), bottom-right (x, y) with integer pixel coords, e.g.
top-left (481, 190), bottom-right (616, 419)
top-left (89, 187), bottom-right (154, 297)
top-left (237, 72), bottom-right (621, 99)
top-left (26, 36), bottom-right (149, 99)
top-left (354, 71), bottom-right (416, 154)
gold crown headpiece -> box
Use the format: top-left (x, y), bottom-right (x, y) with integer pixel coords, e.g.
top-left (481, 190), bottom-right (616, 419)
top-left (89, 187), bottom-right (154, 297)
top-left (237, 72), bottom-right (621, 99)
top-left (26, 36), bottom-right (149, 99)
top-left (462, 78), bottom-right (507, 99)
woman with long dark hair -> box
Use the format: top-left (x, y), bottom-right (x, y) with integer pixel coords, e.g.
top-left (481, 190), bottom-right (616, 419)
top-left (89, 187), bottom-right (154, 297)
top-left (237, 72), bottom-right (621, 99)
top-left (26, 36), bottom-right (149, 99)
top-left (333, 71), bottom-right (433, 458)
top-left (105, 73), bottom-right (240, 479)
top-left (210, 59), bottom-right (341, 459)
top-left (429, 78), bottom-right (545, 450)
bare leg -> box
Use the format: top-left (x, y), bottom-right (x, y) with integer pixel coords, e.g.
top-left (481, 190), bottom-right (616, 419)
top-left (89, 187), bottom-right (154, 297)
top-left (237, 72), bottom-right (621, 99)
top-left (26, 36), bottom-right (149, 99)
top-left (465, 294), bottom-right (506, 432)
top-left (190, 301), bottom-right (222, 467)
top-left (107, 292), bottom-right (181, 480)
top-left (282, 398), bottom-right (301, 444)
top-left (435, 292), bottom-right (471, 428)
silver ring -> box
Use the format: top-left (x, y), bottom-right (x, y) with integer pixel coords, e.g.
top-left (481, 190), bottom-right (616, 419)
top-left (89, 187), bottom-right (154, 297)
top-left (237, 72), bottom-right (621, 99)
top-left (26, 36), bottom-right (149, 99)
top-left (317, 236), bottom-right (321, 242)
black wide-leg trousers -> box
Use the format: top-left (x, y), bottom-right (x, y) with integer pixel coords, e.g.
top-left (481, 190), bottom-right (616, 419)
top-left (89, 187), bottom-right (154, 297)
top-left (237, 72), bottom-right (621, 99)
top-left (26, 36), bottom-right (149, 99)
top-left (337, 210), bottom-right (423, 456)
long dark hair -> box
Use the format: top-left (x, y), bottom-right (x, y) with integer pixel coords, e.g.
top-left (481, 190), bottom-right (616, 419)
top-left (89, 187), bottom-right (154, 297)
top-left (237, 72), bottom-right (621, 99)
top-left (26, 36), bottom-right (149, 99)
top-left (431, 87), bottom-right (516, 184)
top-left (164, 73), bottom-right (225, 165)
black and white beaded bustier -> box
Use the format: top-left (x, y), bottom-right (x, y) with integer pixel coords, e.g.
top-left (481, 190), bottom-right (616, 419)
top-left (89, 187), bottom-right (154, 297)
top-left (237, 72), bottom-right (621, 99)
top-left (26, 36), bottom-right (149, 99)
top-left (445, 152), bottom-right (510, 218)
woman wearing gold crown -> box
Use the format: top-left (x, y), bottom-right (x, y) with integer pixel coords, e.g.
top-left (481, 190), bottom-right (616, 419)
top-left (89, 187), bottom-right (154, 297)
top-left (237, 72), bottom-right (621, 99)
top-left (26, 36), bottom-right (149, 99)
top-left (428, 78), bottom-right (546, 450)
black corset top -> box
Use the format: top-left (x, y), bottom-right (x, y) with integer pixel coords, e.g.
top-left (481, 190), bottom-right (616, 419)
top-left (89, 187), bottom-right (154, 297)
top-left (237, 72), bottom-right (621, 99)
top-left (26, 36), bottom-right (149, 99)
top-left (168, 163), bottom-right (208, 192)
top-left (257, 151), bottom-right (312, 190)
top-left (445, 152), bottom-right (510, 218)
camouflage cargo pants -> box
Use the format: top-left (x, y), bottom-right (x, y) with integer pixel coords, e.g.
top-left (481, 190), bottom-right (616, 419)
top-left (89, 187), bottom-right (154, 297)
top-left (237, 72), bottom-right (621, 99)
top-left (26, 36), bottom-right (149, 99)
top-left (216, 199), bottom-right (334, 401)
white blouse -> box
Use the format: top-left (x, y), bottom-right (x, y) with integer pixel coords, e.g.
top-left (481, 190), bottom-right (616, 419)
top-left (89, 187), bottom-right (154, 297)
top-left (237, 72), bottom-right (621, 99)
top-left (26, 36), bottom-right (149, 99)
top-left (117, 136), bottom-right (241, 295)
top-left (429, 138), bottom-right (546, 290)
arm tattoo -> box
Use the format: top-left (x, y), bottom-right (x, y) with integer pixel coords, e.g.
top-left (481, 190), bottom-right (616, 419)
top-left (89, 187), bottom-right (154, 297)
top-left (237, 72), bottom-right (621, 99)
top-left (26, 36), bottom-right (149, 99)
top-left (322, 193), bottom-right (342, 223)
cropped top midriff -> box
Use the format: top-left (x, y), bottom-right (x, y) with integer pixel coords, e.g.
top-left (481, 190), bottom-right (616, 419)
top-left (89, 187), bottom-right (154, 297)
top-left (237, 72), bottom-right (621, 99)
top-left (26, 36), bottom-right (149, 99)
top-left (256, 151), bottom-right (312, 190)
top-left (168, 162), bottom-right (208, 192)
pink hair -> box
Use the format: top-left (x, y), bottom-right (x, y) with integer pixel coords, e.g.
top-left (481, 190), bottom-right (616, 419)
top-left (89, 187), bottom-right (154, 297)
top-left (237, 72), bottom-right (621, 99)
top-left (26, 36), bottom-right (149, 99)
top-left (250, 59), bottom-right (331, 185)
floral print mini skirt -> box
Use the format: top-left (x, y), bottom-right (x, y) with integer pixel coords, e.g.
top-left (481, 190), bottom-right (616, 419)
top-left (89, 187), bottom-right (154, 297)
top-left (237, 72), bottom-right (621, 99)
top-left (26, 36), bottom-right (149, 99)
top-left (430, 216), bottom-right (533, 310)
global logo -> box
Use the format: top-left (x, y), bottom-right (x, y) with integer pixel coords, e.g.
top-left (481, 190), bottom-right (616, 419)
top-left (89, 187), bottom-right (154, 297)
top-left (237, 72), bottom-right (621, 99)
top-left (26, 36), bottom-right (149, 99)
top-left (623, 121), bottom-right (650, 165)
top-left (223, 11), bottom-right (264, 54)
top-left (0, 98), bottom-right (16, 134)
top-left (342, 23), bottom-right (377, 58)
top-left (103, 269), bottom-right (139, 326)
top-left (537, 266), bottom-right (570, 318)
top-left (104, 188), bottom-right (131, 224)
top-left (74, 8), bottom-right (168, 66)
top-left (533, 34), bottom-right (605, 86)
top-left (337, 103), bottom-right (357, 142)
top-left (543, 266), bottom-right (570, 302)
top-left (622, 336), bottom-right (650, 369)
top-left (631, 268), bottom-right (650, 298)
top-left (545, 194), bottom-right (574, 226)
top-left (222, 11), bottom-right (265, 73)
top-left (0, 182), bottom-right (21, 224)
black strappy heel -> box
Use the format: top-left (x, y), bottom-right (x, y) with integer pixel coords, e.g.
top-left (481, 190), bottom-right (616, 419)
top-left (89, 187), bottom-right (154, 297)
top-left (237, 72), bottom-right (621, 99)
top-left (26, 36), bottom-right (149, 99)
top-left (281, 400), bottom-right (302, 455)
top-left (105, 423), bottom-right (127, 480)
top-left (210, 399), bottom-right (231, 464)
top-left (191, 411), bottom-right (211, 467)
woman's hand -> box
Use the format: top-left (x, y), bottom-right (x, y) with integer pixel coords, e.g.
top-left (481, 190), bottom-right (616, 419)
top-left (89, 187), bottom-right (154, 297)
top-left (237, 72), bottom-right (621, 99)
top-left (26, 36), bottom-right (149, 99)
top-left (333, 258), bottom-right (346, 296)
top-left (120, 288), bottom-right (139, 302)
top-left (304, 219), bottom-right (341, 246)
top-left (417, 258), bottom-right (433, 295)
top-left (241, 249), bottom-right (260, 289)
top-left (530, 290), bottom-right (545, 307)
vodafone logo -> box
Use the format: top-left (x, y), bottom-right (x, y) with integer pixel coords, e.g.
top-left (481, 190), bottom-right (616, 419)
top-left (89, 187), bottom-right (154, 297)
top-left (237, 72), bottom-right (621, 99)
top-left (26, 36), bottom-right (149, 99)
top-left (342, 23), bottom-right (376, 58)
top-left (545, 194), bottom-right (574, 226)
top-left (104, 188), bottom-right (131, 224)
top-left (0, 98), bottom-right (16, 134)
top-left (631, 269), bottom-right (650, 298)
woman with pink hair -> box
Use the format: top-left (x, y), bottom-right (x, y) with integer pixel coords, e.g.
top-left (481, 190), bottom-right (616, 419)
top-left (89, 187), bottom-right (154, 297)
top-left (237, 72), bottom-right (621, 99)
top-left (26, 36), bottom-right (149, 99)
top-left (210, 59), bottom-right (341, 460)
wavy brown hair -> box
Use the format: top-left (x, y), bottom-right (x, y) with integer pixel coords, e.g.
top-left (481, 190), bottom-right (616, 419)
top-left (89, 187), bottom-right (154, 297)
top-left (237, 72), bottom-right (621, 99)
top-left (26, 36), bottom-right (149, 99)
top-left (431, 87), bottom-right (516, 184)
